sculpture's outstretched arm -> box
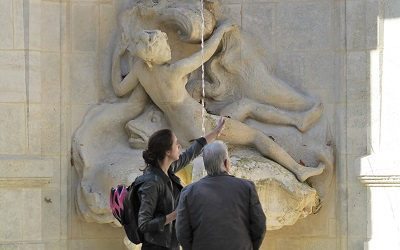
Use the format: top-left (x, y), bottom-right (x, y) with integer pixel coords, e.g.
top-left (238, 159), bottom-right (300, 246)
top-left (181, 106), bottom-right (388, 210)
top-left (111, 39), bottom-right (139, 97)
top-left (170, 21), bottom-right (237, 77)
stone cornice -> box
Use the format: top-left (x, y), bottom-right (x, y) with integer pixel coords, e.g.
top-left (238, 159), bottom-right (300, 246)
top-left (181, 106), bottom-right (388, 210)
top-left (359, 175), bottom-right (400, 187)
top-left (359, 153), bottom-right (400, 187)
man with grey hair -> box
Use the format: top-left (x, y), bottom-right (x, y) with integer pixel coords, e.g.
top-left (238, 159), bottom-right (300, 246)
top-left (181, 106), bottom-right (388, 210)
top-left (176, 141), bottom-right (266, 250)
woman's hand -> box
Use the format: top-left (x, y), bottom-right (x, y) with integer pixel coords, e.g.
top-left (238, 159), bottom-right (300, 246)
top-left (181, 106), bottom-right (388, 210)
top-left (165, 210), bottom-right (177, 225)
top-left (205, 117), bottom-right (226, 143)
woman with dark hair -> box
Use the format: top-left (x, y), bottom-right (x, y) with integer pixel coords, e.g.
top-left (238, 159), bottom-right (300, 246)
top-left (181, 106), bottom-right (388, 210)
top-left (137, 118), bottom-right (225, 250)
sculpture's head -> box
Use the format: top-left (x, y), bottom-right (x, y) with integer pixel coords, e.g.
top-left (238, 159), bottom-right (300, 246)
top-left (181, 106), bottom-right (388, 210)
top-left (134, 30), bottom-right (172, 65)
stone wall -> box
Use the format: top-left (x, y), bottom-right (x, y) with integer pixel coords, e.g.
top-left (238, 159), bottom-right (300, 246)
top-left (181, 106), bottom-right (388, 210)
top-left (0, 0), bottom-right (68, 249)
top-left (0, 0), bottom-right (399, 249)
top-left (235, 0), bottom-right (342, 249)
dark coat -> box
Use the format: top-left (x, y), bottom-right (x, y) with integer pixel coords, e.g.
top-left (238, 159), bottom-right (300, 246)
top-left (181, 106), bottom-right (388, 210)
top-left (137, 137), bottom-right (207, 249)
top-left (176, 173), bottom-right (266, 250)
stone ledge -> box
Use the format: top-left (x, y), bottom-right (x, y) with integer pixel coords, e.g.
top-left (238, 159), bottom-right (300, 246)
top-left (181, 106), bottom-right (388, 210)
top-left (0, 158), bottom-right (53, 187)
top-left (359, 175), bottom-right (400, 187)
top-left (359, 153), bottom-right (400, 186)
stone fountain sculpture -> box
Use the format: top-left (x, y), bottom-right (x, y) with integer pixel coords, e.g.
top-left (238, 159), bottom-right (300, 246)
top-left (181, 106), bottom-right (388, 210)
top-left (72, 0), bottom-right (334, 240)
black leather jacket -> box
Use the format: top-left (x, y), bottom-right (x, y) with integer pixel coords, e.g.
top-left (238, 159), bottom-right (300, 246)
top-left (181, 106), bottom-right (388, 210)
top-left (136, 137), bottom-right (207, 249)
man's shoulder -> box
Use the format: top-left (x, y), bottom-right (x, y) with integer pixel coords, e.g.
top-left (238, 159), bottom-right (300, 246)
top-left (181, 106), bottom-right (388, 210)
top-left (207, 174), bottom-right (256, 189)
top-left (181, 176), bottom-right (211, 194)
top-left (221, 174), bottom-right (252, 183)
top-left (181, 181), bottom-right (197, 194)
top-left (229, 176), bottom-right (256, 190)
top-left (182, 175), bottom-right (255, 189)
top-left (236, 176), bottom-right (255, 185)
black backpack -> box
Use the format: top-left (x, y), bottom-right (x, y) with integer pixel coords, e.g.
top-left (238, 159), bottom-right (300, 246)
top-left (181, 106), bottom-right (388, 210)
top-left (110, 178), bottom-right (146, 244)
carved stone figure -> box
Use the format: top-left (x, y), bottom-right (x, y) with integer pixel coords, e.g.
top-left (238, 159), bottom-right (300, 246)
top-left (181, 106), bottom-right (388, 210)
top-left (186, 29), bottom-right (323, 133)
top-left (113, 24), bottom-right (324, 182)
top-left (73, 103), bottom-right (327, 228)
top-left (72, 0), bottom-right (334, 237)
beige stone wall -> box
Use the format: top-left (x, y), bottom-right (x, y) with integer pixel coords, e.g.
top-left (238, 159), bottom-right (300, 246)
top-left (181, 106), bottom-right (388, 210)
top-left (0, 0), bottom-right (67, 249)
top-left (1, 0), bottom-right (399, 249)
top-left (234, 1), bottom-right (342, 249)
top-left (0, 0), bottom-right (125, 249)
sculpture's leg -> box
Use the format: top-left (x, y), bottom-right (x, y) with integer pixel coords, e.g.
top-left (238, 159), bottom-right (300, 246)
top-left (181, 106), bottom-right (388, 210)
top-left (125, 85), bottom-right (151, 146)
top-left (251, 75), bottom-right (317, 111)
top-left (208, 115), bottom-right (325, 182)
top-left (220, 98), bottom-right (323, 132)
top-left (127, 84), bottom-right (149, 106)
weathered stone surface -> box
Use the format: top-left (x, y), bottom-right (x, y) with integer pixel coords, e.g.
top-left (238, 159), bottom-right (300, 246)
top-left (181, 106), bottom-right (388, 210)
top-left (41, 2), bottom-right (61, 51)
top-left (243, 3), bottom-right (275, 51)
top-left (0, 189), bottom-right (23, 241)
top-left (41, 104), bottom-right (61, 156)
top-left (22, 189), bottom-right (42, 240)
top-left (0, 0), bottom-right (13, 49)
top-left (0, 189), bottom-right (41, 241)
top-left (28, 52), bottom-right (42, 104)
top-left (70, 53), bottom-right (99, 105)
top-left (19, 244), bottom-right (45, 250)
top-left (346, 0), bottom-right (379, 50)
top-left (28, 104), bottom-right (41, 155)
top-left (276, 2), bottom-right (331, 51)
top-left (72, 103), bottom-right (146, 224)
top-left (41, 53), bottom-right (61, 104)
top-left (0, 51), bottom-right (40, 103)
top-left (0, 51), bottom-right (26, 103)
top-left (41, 188), bottom-right (61, 240)
top-left (0, 159), bottom-right (52, 179)
top-left (0, 104), bottom-right (26, 155)
top-left (72, 3), bottom-right (98, 52)
top-left (13, 0), bottom-right (41, 50)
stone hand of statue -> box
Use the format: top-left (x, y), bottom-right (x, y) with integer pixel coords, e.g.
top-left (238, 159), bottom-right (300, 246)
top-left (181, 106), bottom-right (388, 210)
top-left (216, 19), bottom-right (238, 34)
top-left (118, 33), bottom-right (130, 55)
